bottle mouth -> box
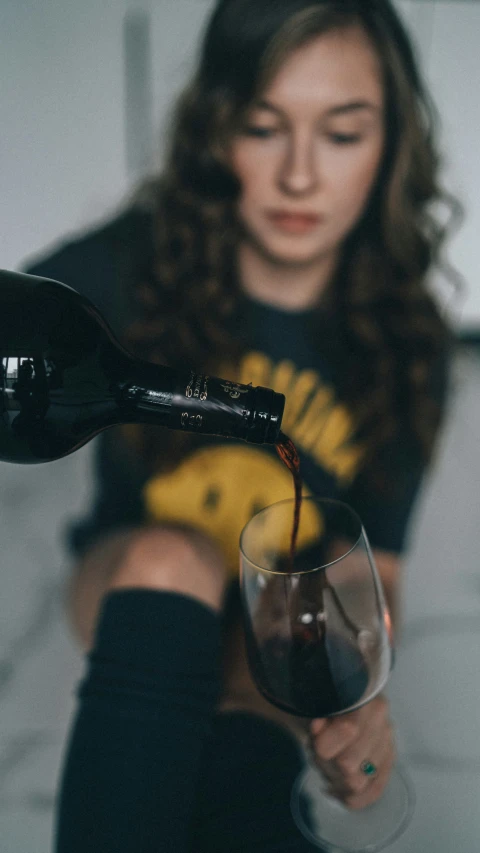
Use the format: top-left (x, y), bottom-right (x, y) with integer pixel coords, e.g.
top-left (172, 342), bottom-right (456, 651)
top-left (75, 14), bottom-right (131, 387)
top-left (247, 387), bottom-right (285, 444)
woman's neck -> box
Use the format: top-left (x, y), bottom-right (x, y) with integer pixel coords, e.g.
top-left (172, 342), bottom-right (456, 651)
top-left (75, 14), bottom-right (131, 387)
top-left (237, 241), bottom-right (339, 312)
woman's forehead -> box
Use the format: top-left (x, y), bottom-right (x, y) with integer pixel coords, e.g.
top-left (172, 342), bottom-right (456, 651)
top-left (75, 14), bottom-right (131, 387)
top-left (259, 26), bottom-right (384, 115)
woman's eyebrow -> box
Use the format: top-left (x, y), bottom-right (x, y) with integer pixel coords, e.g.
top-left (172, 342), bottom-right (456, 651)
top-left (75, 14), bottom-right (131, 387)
top-left (252, 98), bottom-right (381, 117)
top-left (326, 100), bottom-right (382, 116)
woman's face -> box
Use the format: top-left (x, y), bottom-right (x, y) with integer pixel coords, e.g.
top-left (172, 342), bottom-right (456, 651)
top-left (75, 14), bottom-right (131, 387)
top-left (228, 24), bottom-right (386, 268)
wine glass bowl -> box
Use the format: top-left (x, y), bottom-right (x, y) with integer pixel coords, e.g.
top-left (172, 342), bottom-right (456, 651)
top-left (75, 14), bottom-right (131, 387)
top-left (240, 498), bottom-right (391, 720)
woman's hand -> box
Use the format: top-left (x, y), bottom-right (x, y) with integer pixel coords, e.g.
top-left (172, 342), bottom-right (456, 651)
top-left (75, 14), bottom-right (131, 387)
top-left (309, 694), bottom-right (396, 810)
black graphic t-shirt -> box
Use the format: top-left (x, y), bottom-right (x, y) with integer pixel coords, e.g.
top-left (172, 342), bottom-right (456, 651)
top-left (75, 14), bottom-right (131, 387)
top-left (24, 207), bottom-right (446, 572)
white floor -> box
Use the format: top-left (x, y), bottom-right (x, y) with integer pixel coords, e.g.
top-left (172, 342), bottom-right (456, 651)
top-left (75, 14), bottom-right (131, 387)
top-left (1, 349), bottom-right (479, 852)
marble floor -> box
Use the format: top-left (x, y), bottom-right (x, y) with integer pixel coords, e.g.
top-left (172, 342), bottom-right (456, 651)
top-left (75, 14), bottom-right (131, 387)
top-left (1, 348), bottom-right (479, 852)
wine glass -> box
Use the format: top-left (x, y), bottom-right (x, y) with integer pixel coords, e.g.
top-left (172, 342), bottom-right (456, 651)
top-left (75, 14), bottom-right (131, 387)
top-left (239, 497), bottom-right (414, 852)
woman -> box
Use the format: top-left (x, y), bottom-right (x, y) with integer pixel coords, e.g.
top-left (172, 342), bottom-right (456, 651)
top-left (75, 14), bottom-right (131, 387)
top-left (25, 1), bottom-right (457, 850)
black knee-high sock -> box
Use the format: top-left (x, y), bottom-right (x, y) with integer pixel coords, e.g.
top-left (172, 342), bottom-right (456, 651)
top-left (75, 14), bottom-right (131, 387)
top-left (54, 589), bottom-right (222, 853)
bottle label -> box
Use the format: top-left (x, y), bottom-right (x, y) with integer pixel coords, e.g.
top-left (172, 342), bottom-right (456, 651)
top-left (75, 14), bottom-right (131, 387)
top-left (218, 380), bottom-right (249, 401)
top-left (180, 411), bottom-right (204, 429)
top-left (168, 371), bottom-right (251, 439)
top-left (185, 372), bottom-right (209, 402)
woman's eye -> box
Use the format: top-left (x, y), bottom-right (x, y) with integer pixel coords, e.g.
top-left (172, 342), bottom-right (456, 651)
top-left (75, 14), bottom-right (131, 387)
top-left (243, 126), bottom-right (277, 139)
top-left (328, 132), bottom-right (362, 145)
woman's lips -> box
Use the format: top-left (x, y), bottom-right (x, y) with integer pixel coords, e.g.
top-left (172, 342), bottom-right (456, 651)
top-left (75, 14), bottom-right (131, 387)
top-left (266, 211), bottom-right (322, 234)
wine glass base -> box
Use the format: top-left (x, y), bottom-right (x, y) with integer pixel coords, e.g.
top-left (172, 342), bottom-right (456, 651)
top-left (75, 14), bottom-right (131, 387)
top-left (291, 762), bottom-right (415, 852)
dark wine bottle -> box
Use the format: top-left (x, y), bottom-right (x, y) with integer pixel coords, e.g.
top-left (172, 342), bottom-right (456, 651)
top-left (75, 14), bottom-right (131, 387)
top-left (0, 270), bottom-right (285, 464)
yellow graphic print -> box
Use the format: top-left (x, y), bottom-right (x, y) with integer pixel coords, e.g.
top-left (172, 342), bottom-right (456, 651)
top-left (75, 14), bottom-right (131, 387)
top-left (143, 352), bottom-right (365, 578)
top-left (144, 445), bottom-right (320, 577)
top-left (238, 352), bottom-right (365, 483)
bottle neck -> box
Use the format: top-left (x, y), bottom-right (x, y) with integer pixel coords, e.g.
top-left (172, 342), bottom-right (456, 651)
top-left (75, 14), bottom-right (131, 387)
top-left (116, 360), bottom-right (284, 444)
top-left (116, 359), bottom-right (176, 426)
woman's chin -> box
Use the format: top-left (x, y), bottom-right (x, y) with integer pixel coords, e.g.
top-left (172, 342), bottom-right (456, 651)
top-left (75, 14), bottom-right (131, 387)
top-left (246, 234), bottom-right (322, 266)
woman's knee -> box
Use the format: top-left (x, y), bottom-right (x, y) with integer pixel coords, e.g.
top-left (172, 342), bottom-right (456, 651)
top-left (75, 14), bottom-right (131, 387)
top-left (109, 525), bottom-right (227, 613)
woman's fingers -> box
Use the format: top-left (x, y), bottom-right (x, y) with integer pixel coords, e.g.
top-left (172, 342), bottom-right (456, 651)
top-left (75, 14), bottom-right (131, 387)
top-left (341, 745), bottom-right (396, 810)
top-left (309, 695), bottom-right (396, 808)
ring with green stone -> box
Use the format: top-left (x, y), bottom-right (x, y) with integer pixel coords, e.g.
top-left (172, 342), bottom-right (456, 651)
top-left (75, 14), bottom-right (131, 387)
top-left (360, 760), bottom-right (377, 777)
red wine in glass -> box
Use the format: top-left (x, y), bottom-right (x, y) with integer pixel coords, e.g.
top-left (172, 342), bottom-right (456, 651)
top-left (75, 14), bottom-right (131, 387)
top-left (244, 623), bottom-right (369, 718)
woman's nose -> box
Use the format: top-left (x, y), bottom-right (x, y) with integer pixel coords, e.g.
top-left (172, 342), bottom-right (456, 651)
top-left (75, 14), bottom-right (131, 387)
top-left (277, 134), bottom-right (320, 196)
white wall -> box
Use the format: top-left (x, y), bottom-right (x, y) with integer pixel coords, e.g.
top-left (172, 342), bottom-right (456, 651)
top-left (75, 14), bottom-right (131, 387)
top-left (1, 0), bottom-right (129, 266)
top-left (396, 1), bottom-right (480, 327)
top-left (0, 0), bottom-right (214, 269)
top-left (1, 0), bottom-right (479, 325)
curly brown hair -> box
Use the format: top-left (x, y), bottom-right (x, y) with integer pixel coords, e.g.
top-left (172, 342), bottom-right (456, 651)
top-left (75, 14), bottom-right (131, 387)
top-left (124, 0), bottom-right (462, 478)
